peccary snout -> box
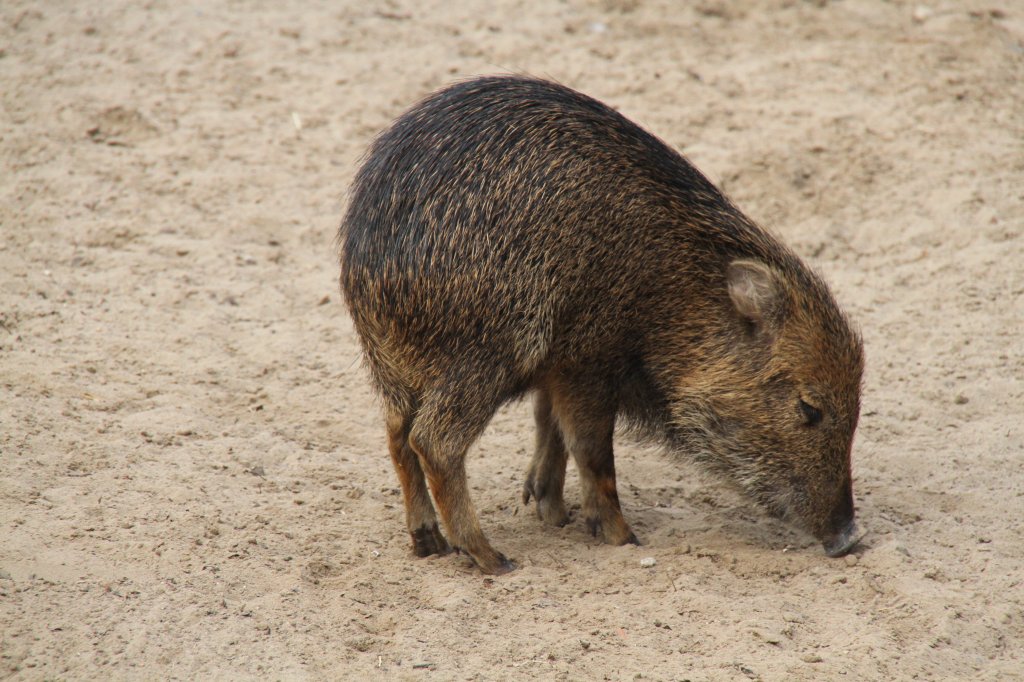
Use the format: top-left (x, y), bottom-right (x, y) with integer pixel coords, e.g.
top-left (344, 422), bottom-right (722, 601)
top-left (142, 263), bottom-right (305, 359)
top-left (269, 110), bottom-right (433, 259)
top-left (822, 479), bottom-right (860, 557)
top-left (824, 519), bottom-right (861, 558)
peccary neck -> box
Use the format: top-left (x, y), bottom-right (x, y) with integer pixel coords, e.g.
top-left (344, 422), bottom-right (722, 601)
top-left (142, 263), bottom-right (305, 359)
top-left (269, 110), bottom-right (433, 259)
top-left (630, 236), bottom-right (776, 454)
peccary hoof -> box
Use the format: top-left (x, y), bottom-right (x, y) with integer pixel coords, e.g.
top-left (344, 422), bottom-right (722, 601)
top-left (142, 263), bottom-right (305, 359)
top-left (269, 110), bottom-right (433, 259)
top-left (463, 549), bottom-right (517, 575)
top-left (411, 523), bottom-right (451, 557)
top-left (492, 555), bottom-right (517, 575)
top-left (586, 517), bottom-right (641, 546)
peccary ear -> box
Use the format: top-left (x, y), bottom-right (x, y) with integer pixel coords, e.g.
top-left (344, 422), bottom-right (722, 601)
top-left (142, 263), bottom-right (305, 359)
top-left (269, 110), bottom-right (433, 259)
top-left (727, 259), bottom-right (782, 334)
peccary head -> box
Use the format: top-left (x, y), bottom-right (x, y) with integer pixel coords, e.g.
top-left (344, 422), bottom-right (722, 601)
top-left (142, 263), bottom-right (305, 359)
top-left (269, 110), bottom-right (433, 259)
top-left (674, 258), bottom-right (864, 556)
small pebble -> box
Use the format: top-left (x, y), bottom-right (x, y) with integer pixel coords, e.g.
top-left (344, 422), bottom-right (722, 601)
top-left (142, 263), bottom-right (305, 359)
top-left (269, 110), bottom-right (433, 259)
top-left (802, 654), bottom-right (824, 663)
top-left (844, 554), bottom-right (859, 567)
top-left (640, 557), bottom-right (657, 568)
top-left (954, 394), bottom-right (969, 405)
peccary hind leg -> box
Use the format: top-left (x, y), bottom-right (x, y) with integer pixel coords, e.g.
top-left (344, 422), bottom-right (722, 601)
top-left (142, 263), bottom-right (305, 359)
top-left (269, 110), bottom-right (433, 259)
top-left (408, 389), bottom-right (516, 575)
top-left (522, 388), bottom-right (571, 527)
top-left (550, 380), bottom-right (638, 546)
top-left (386, 409), bottom-right (450, 558)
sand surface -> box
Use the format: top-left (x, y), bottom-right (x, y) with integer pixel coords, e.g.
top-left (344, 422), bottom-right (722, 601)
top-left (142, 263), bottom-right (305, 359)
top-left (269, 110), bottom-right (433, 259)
top-left (2, 1), bottom-right (1023, 679)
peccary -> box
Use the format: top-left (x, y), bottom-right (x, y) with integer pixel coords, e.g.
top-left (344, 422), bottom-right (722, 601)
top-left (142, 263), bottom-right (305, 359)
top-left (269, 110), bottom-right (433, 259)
top-left (339, 76), bottom-right (864, 574)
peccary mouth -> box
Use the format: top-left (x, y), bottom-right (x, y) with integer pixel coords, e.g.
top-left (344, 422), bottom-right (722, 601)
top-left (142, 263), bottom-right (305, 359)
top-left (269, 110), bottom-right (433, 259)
top-left (822, 519), bottom-right (864, 557)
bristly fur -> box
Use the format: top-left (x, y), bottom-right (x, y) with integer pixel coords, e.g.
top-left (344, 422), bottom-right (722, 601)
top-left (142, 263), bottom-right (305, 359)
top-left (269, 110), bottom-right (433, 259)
top-left (339, 76), bottom-right (864, 573)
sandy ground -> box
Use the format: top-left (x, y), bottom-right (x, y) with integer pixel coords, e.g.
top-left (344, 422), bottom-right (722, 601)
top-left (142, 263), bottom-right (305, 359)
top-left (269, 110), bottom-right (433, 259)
top-left (2, 0), bottom-right (1023, 679)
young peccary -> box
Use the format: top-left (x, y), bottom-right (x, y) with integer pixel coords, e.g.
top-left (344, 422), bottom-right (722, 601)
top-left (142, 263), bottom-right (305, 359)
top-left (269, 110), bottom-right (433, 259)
top-left (339, 76), bottom-right (864, 574)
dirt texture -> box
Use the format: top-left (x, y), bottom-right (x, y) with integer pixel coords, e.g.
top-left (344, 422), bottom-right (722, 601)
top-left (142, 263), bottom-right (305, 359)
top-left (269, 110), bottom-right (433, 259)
top-left (2, 1), bottom-right (1023, 680)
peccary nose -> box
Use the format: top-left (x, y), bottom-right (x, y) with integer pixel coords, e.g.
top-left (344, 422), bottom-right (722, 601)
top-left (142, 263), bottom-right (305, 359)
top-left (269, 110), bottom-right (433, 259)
top-left (823, 519), bottom-right (861, 557)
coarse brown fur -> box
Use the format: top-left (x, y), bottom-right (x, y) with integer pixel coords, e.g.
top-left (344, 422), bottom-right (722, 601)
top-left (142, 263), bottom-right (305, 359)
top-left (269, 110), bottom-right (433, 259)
top-left (339, 76), bottom-right (865, 574)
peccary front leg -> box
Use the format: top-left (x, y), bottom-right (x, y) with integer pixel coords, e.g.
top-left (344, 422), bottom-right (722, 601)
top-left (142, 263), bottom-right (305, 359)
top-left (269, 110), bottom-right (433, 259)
top-left (522, 388), bottom-right (571, 527)
top-left (386, 410), bottom-right (450, 558)
top-left (550, 381), bottom-right (638, 546)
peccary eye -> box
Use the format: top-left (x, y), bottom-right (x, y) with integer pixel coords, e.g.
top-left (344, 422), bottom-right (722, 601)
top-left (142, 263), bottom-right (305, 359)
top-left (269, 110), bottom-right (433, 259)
top-left (799, 399), bottom-right (823, 427)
